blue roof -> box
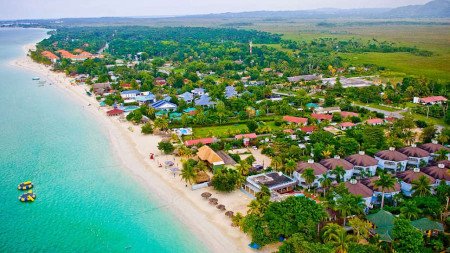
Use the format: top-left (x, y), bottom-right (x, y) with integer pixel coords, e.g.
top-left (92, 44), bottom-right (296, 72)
top-left (195, 94), bottom-right (214, 106)
top-left (225, 86), bottom-right (237, 98)
top-left (306, 103), bottom-right (319, 108)
top-left (179, 92), bottom-right (194, 101)
top-left (121, 90), bottom-right (141, 95)
top-left (151, 100), bottom-right (178, 110)
top-left (136, 93), bottom-right (155, 102)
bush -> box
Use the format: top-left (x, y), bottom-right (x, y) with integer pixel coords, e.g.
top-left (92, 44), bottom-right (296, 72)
top-left (157, 141), bottom-right (174, 154)
top-left (211, 168), bottom-right (242, 192)
top-left (415, 120), bottom-right (428, 128)
top-left (141, 123), bottom-right (153, 134)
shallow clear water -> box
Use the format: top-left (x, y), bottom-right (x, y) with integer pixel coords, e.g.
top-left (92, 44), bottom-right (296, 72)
top-left (0, 28), bottom-right (205, 252)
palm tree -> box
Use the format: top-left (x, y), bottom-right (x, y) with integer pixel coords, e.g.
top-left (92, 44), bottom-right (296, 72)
top-left (348, 217), bottom-right (371, 242)
top-left (231, 212), bottom-right (244, 227)
top-left (284, 159), bottom-right (297, 177)
top-left (236, 160), bottom-right (251, 176)
top-left (400, 201), bottom-right (421, 220)
top-left (435, 148), bottom-right (449, 161)
top-left (195, 161), bottom-right (208, 172)
top-left (319, 173), bottom-right (333, 196)
top-left (181, 162), bottom-right (197, 185)
top-left (374, 173), bottom-right (396, 209)
top-left (270, 156), bottom-right (283, 171)
top-left (411, 175), bottom-right (432, 197)
top-left (153, 117), bottom-right (169, 131)
top-left (332, 166), bottom-right (346, 183)
top-left (334, 194), bottom-right (364, 226)
top-left (302, 168), bottom-right (316, 191)
top-left (322, 223), bottom-right (356, 253)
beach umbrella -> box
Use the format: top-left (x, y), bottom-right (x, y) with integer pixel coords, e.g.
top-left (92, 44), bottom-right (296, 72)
top-left (201, 192), bottom-right (212, 199)
top-left (225, 211), bottom-right (234, 217)
top-left (217, 204), bottom-right (226, 211)
top-left (209, 198), bottom-right (218, 205)
top-left (165, 161), bottom-right (174, 167)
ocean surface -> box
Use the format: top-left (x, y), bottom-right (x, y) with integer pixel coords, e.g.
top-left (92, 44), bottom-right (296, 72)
top-left (0, 28), bottom-right (205, 252)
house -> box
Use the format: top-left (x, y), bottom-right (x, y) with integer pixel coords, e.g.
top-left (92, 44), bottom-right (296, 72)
top-left (340, 111), bottom-right (359, 118)
top-left (151, 100), bottom-right (177, 111)
top-left (178, 92), bottom-right (194, 103)
top-left (414, 96), bottom-right (447, 105)
top-left (244, 172), bottom-right (297, 197)
top-left (41, 51), bottom-right (59, 63)
top-left (225, 86), bottom-right (238, 99)
top-left (121, 83), bottom-right (132, 89)
top-left (283, 116), bottom-right (308, 126)
top-left (120, 90), bottom-right (141, 99)
top-left (421, 164), bottom-right (450, 185)
top-left (184, 137), bottom-right (216, 147)
top-left (191, 88), bottom-right (205, 97)
top-left (197, 146), bottom-right (225, 168)
top-left (195, 95), bottom-right (215, 107)
top-left (345, 179), bottom-right (374, 208)
top-left (136, 93), bottom-right (156, 105)
top-left (294, 159), bottom-right (328, 188)
top-left (397, 168), bottom-right (436, 196)
top-left (366, 118), bottom-right (384, 126)
top-left (375, 148), bottom-right (409, 173)
top-left (361, 176), bottom-right (401, 201)
top-left (345, 151), bottom-right (378, 178)
top-left (92, 82), bottom-right (111, 96)
top-left (419, 141), bottom-right (450, 160)
top-left (154, 77), bottom-right (167, 86)
top-left (398, 144), bottom-right (431, 167)
top-left (311, 113), bottom-right (333, 122)
top-left (320, 156), bottom-right (355, 182)
top-left (313, 107), bottom-right (341, 114)
top-left (287, 74), bottom-right (322, 82)
top-left (300, 126), bottom-right (317, 134)
top-left (106, 108), bottom-right (124, 116)
top-left (339, 122), bottom-right (356, 130)
top-left (235, 133), bottom-right (258, 140)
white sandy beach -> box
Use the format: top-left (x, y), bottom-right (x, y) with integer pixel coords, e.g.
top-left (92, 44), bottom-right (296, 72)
top-left (12, 43), bottom-right (262, 253)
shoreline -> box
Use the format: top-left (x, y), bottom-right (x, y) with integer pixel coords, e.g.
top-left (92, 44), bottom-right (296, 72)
top-left (12, 43), bottom-right (255, 253)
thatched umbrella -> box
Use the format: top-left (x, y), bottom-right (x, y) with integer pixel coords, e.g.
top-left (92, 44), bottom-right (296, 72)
top-left (225, 211), bottom-right (234, 218)
top-left (201, 192), bottom-right (212, 199)
top-left (209, 198), bottom-right (218, 205)
top-left (217, 204), bottom-right (226, 211)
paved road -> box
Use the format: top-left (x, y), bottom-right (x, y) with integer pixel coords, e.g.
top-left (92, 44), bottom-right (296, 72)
top-left (353, 104), bottom-right (406, 119)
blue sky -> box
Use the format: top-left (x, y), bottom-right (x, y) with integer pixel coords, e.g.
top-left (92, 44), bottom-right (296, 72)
top-left (0, 0), bottom-right (429, 20)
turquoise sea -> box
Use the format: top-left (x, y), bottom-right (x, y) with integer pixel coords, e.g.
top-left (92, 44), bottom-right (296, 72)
top-left (0, 28), bottom-right (205, 252)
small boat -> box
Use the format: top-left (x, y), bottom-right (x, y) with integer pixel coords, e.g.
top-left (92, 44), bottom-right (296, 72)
top-left (85, 90), bottom-right (92, 96)
top-left (18, 181), bottom-right (33, 190)
top-left (19, 191), bottom-right (36, 202)
top-left (32, 77), bottom-right (40, 81)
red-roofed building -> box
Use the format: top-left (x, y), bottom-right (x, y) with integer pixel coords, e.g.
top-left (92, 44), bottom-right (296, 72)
top-left (300, 126), bottom-right (317, 134)
top-left (154, 77), bottom-right (167, 86)
top-left (417, 96), bottom-right (447, 105)
top-left (340, 111), bottom-right (359, 118)
top-left (184, 138), bottom-right (216, 147)
top-left (56, 49), bottom-right (75, 59)
top-left (283, 129), bottom-right (294, 134)
top-left (366, 118), bottom-right (384, 126)
top-left (41, 51), bottom-right (59, 63)
top-left (235, 133), bottom-right (258, 140)
top-left (311, 113), bottom-right (333, 122)
top-left (339, 122), bottom-right (356, 130)
top-left (121, 83), bottom-right (132, 89)
top-left (283, 116), bottom-right (308, 126)
top-left (106, 108), bottom-right (124, 116)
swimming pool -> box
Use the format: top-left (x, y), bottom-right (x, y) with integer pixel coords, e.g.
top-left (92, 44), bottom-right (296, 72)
top-left (121, 106), bottom-right (140, 112)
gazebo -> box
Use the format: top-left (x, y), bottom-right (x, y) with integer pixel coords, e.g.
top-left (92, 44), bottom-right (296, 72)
top-left (366, 210), bottom-right (395, 242)
top-left (411, 218), bottom-right (444, 236)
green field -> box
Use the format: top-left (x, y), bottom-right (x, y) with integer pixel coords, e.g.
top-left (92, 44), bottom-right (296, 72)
top-left (191, 121), bottom-right (282, 138)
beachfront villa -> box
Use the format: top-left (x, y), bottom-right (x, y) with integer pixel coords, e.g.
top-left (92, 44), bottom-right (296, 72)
top-left (320, 156), bottom-right (355, 182)
top-left (396, 168), bottom-right (436, 196)
top-left (361, 176), bottom-right (401, 202)
top-left (375, 148), bottom-right (408, 173)
top-left (106, 108), bottom-right (124, 116)
top-left (345, 179), bottom-right (374, 208)
top-left (151, 100), bottom-right (177, 111)
top-left (345, 151), bottom-right (378, 178)
top-left (197, 146), bottom-right (225, 169)
top-left (419, 141), bottom-right (450, 160)
top-left (92, 82), bottom-right (111, 96)
top-left (120, 90), bottom-right (141, 103)
top-left (294, 159), bottom-right (328, 188)
top-left (243, 172), bottom-right (297, 198)
top-left (398, 144), bottom-right (431, 167)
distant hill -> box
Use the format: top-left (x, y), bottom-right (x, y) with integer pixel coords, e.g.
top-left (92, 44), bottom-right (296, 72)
top-left (386, 0), bottom-right (450, 18)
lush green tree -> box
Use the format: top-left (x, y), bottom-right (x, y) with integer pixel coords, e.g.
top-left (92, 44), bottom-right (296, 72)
top-left (181, 159), bottom-right (197, 185)
top-left (348, 217), bottom-right (371, 241)
top-left (334, 194), bottom-right (364, 226)
top-left (420, 125), bottom-right (437, 143)
top-left (278, 233), bottom-right (333, 253)
top-left (302, 168), bottom-right (316, 190)
top-left (374, 173), bottom-right (397, 209)
top-left (154, 117), bottom-right (169, 131)
top-left (400, 201), bottom-right (421, 220)
top-left (271, 156), bottom-right (283, 171)
top-left (141, 122), bottom-right (153, 134)
top-left (284, 159), bottom-right (297, 177)
top-left (331, 166), bottom-right (346, 183)
top-left (322, 223), bottom-right (356, 253)
top-left (211, 168), bottom-right (242, 192)
top-left (319, 173), bottom-right (333, 196)
top-left (157, 140), bottom-right (174, 154)
top-left (392, 218), bottom-right (424, 253)
top-left (246, 120), bottom-right (259, 133)
top-left (411, 175), bottom-right (432, 197)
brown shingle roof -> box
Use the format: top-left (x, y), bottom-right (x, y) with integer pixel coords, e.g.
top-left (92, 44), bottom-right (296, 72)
top-left (399, 146), bottom-right (430, 158)
top-left (320, 157), bottom-right (354, 170)
top-left (397, 170), bottom-right (436, 184)
top-left (361, 176), bottom-right (401, 193)
top-left (346, 153), bottom-right (378, 167)
top-left (345, 181), bottom-right (374, 198)
top-left (420, 164), bottom-right (449, 181)
top-left (375, 149), bottom-right (408, 162)
top-left (297, 161), bottom-right (328, 175)
top-left (419, 143), bottom-right (449, 153)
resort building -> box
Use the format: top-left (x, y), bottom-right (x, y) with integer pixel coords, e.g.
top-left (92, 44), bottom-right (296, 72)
top-left (398, 144), bottom-right (431, 167)
top-left (345, 179), bottom-right (374, 208)
top-left (396, 168), bottom-right (436, 196)
top-left (243, 172), bottom-right (297, 197)
top-left (345, 151), bottom-right (378, 178)
top-left (294, 159), bottom-right (328, 188)
top-left (419, 141), bottom-right (450, 160)
top-left (300, 126), bottom-right (317, 134)
top-left (421, 163), bottom-right (450, 185)
top-left (184, 137), bottom-right (216, 147)
top-left (320, 156), bottom-right (355, 182)
top-left (282, 116), bottom-right (308, 126)
top-left (361, 176), bottom-right (401, 200)
top-left (106, 108), bottom-right (124, 116)
top-left (92, 82), bottom-right (111, 96)
top-left (375, 148), bottom-right (408, 173)
top-left (151, 100), bottom-right (177, 111)
top-left (197, 145), bottom-right (225, 169)
top-left (178, 92), bottom-right (194, 103)
top-left (41, 51), bottom-right (60, 63)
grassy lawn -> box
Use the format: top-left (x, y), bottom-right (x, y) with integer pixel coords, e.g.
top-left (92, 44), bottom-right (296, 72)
top-left (190, 121), bottom-right (283, 139)
top-left (402, 112), bottom-right (447, 127)
top-left (353, 102), bottom-right (400, 112)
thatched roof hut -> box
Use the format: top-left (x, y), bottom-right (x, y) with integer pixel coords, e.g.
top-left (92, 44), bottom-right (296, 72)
top-left (217, 204), bottom-right (226, 211)
top-left (195, 171), bottom-right (211, 184)
top-left (201, 192), bottom-right (212, 199)
top-left (225, 211), bottom-right (234, 217)
top-left (209, 198), bottom-right (218, 205)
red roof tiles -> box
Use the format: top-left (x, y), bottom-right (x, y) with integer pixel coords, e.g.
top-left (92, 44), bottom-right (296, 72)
top-left (283, 116), bottom-right (308, 125)
top-left (235, 133), bottom-right (257, 139)
top-left (184, 138), bottom-right (215, 147)
top-left (311, 113), bottom-right (333, 121)
top-left (420, 96), bottom-right (447, 104)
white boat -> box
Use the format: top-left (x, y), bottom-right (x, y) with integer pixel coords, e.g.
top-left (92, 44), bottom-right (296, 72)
top-left (32, 77), bottom-right (40, 81)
